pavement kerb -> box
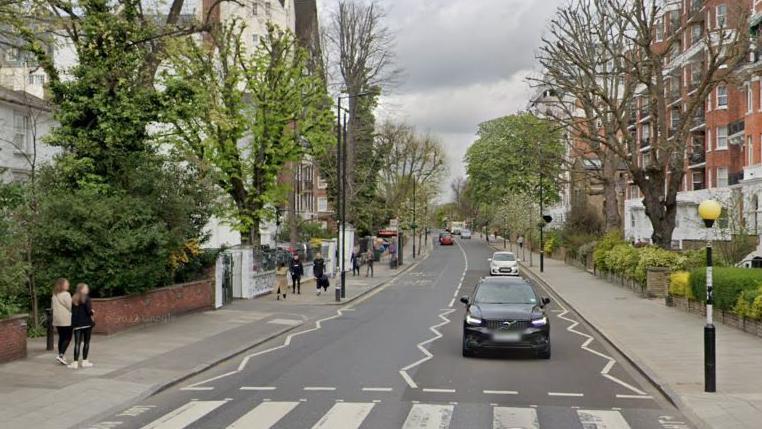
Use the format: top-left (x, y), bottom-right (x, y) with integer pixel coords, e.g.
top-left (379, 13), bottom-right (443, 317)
top-left (515, 257), bottom-right (711, 429)
top-left (73, 245), bottom-right (432, 429)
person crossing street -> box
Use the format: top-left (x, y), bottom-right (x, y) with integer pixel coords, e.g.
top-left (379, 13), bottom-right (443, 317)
top-left (290, 255), bottom-right (303, 294)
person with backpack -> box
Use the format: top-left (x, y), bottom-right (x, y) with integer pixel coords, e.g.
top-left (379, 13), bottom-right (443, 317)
top-left (290, 255), bottom-right (304, 294)
top-left (313, 253), bottom-right (326, 295)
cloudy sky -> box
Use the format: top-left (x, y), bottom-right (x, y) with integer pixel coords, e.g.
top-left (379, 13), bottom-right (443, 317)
top-left (321, 0), bottom-right (566, 196)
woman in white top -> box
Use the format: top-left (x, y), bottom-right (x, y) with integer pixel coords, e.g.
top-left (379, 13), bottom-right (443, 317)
top-left (51, 278), bottom-right (72, 365)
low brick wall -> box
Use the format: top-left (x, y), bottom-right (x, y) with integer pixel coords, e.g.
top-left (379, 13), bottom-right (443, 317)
top-left (92, 279), bottom-right (213, 335)
top-left (0, 314), bottom-right (28, 363)
top-left (670, 296), bottom-right (762, 338)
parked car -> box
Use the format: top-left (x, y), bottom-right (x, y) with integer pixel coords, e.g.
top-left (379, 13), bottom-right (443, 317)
top-left (460, 277), bottom-right (551, 359)
top-left (460, 229), bottom-right (472, 239)
top-left (489, 251), bottom-right (519, 276)
top-left (439, 233), bottom-right (455, 246)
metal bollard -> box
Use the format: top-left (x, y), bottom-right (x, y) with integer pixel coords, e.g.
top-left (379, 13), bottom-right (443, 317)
top-left (45, 308), bottom-right (54, 351)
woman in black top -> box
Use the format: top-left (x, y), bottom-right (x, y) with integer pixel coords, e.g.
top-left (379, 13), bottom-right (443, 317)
top-left (69, 283), bottom-right (95, 369)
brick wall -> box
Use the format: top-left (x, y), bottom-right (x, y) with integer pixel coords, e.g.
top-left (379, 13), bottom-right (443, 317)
top-left (0, 315), bottom-right (28, 363)
top-left (92, 280), bottom-right (213, 335)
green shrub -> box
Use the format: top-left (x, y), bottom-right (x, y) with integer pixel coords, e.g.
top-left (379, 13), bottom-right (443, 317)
top-left (668, 271), bottom-right (693, 298)
top-left (690, 268), bottom-right (762, 312)
top-left (634, 246), bottom-right (687, 283)
top-left (544, 235), bottom-right (557, 256)
top-left (578, 241), bottom-right (597, 260)
top-left (605, 244), bottom-right (639, 277)
top-left (593, 231), bottom-right (624, 272)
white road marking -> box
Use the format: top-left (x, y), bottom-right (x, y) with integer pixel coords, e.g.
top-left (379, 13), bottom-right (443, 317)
top-left (310, 402), bottom-right (375, 429)
top-left (267, 318), bottom-right (302, 326)
top-left (422, 388), bottom-right (456, 393)
top-left (361, 387), bottom-right (393, 392)
top-left (402, 404), bottom-right (454, 429)
top-left (493, 407), bottom-right (539, 429)
top-left (615, 394), bottom-right (653, 399)
top-left (548, 392), bottom-right (584, 397)
top-left (180, 308), bottom-right (355, 390)
top-left (117, 405), bottom-right (156, 417)
top-left (240, 387), bottom-right (277, 391)
top-left (399, 308), bottom-right (456, 388)
top-left (140, 400), bottom-right (226, 429)
top-left (304, 387), bottom-right (337, 391)
top-left (88, 422), bottom-right (123, 429)
top-left (483, 390), bottom-right (519, 395)
top-left (550, 290), bottom-right (648, 396)
top-left (576, 409), bottom-right (631, 429)
top-left (179, 387), bottom-right (214, 391)
top-left (227, 401), bottom-right (299, 429)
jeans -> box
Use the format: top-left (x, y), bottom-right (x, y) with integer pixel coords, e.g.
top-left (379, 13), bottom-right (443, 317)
top-left (56, 326), bottom-right (72, 356)
top-left (73, 327), bottom-right (92, 361)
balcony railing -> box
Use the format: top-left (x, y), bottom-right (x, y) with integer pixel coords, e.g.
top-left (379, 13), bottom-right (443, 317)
top-left (691, 109), bottom-right (706, 128)
top-left (641, 138), bottom-right (651, 149)
top-left (690, 151), bottom-right (706, 164)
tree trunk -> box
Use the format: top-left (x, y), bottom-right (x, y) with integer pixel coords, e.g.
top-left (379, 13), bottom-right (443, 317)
top-left (289, 167), bottom-right (299, 245)
top-left (639, 176), bottom-right (676, 248)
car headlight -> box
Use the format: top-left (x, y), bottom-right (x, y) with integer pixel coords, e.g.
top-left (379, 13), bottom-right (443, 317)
top-left (530, 316), bottom-right (547, 327)
top-left (466, 307), bottom-right (483, 326)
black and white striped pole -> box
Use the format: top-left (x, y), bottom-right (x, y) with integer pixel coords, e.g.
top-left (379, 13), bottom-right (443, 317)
top-left (698, 199), bottom-right (721, 393)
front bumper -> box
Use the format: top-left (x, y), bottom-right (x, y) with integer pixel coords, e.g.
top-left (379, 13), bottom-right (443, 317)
top-left (490, 266), bottom-right (519, 276)
top-left (463, 324), bottom-right (549, 351)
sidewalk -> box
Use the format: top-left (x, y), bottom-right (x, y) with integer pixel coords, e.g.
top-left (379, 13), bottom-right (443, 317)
top-left (490, 237), bottom-right (762, 429)
top-left (0, 239), bottom-right (428, 429)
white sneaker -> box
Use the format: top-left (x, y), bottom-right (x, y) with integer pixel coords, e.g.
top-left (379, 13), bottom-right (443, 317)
top-left (81, 360), bottom-right (93, 368)
top-left (67, 361), bottom-right (79, 369)
top-left (56, 355), bottom-right (68, 365)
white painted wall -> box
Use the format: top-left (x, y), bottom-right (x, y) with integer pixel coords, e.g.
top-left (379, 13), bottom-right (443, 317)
top-left (0, 96), bottom-right (57, 182)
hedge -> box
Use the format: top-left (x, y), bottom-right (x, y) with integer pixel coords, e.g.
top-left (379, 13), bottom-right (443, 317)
top-left (689, 268), bottom-right (762, 312)
top-left (669, 271), bottom-right (693, 299)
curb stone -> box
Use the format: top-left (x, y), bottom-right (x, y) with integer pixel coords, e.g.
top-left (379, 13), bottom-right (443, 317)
top-left (518, 259), bottom-right (710, 429)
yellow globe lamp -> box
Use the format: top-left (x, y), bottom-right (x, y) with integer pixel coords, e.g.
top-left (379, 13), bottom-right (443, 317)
top-left (698, 199), bottom-right (722, 228)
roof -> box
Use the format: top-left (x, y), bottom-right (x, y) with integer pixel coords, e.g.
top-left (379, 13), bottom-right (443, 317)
top-left (0, 87), bottom-right (50, 112)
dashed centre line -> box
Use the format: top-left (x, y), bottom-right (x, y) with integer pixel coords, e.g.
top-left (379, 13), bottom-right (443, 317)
top-left (483, 390), bottom-right (518, 395)
top-left (422, 388), bottom-right (457, 393)
top-left (362, 387), bottom-right (394, 392)
top-left (548, 392), bottom-right (585, 397)
top-left (304, 387), bottom-right (337, 391)
top-left (240, 387), bottom-right (277, 391)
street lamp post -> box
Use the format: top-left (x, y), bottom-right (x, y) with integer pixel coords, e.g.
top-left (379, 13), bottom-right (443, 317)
top-left (698, 199), bottom-right (721, 393)
top-left (539, 168), bottom-right (544, 273)
top-left (412, 178), bottom-right (416, 260)
top-left (335, 98), bottom-right (342, 302)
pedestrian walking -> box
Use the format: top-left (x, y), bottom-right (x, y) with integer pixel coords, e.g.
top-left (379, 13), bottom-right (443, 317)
top-left (351, 248), bottom-right (361, 276)
top-left (69, 283), bottom-right (94, 369)
top-left (290, 255), bottom-right (303, 294)
top-left (275, 262), bottom-right (288, 300)
top-left (51, 278), bottom-right (72, 365)
top-left (366, 249), bottom-right (374, 277)
top-left (313, 253), bottom-right (326, 295)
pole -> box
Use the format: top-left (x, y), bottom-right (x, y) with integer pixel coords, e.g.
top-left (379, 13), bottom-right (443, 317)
top-left (540, 168), bottom-right (544, 273)
top-left (335, 97), bottom-right (342, 302)
top-left (341, 112), bottom-right (348, 299)
top-left (412, 178), bottom-right (416, 260)
top-left (705, 239), bottom-right (716, 392)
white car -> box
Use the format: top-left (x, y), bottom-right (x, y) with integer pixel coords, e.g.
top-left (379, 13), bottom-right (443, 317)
top-left (460, 229), bottom-right (472, 239)
top-left (489, 251), bottom-right (519, 276)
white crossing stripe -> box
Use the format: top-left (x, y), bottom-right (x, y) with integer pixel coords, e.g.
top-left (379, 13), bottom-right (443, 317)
top-left (227, 401), bottom-right (299, 428)
top-left (577, 409), bottom-right (631, 429)
top-left (493, 407), bottom-right (539, 429)
top-left (311, 402), bottom-right (375, 429)
top-left (141, 400), bottom-right (226, 429)
top-left (402, 404), bottom-right (454, 429)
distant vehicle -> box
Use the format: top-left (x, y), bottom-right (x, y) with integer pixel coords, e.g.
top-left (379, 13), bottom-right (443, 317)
top-left (489, 251), bottom-right (519, 276)
top-left (460, 277), bottom-right (551, 359)
top-left (450, 221), bottom-right (466, 235)
top-left (460, 229), bottom-right (472, 239)
top-left (439, 233), bottom-right (454, 246)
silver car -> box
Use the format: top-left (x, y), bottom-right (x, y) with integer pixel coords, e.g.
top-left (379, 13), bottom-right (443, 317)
top-left (460, 229), bottom-right (472, 239)
top-left (489, 251), bottom-right (519, 276)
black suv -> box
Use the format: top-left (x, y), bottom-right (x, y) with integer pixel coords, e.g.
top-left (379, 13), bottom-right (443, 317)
top-left (460, 277), bottom-right (551, 359)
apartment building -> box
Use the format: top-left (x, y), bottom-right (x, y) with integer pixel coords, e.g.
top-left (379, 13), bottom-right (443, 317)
top-left (625, 0), bottom-right (762, 249)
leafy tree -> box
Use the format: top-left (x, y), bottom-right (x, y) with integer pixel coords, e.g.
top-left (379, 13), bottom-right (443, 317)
top-left (465, 113), bottom-right (564, 207)
top-left (0, 182), bottom-right (28, 317)
top-left (163, 21), bottom-right (334, 245)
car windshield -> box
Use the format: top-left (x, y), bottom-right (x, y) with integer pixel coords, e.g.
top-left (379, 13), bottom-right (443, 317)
top-left (462, 229), bottom-right (470, 234)
top-left (474, 282), bottom-right (536, 304)
top-left (493, 253), bottom-right (515, 262)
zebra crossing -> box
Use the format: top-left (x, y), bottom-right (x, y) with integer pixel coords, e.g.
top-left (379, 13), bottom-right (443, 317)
top-left (129, 398), bottom-right (676, 429)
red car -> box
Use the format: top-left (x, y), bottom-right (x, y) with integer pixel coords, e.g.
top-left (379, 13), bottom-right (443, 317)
top-left (439, 233), bottom-right (454, 245)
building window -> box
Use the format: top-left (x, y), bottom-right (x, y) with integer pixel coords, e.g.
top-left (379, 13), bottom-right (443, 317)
top-left (749, 136), bottom-right (754, 165)
top-left (717, 85), bottom-right (728, 108)
top-left (317, 197), bottom-right (328, 213)
top-left (317, 176), bottom-right (328, 189)
top-left (630, 212), bottom-right (635, 228)
top-left (717, 126), bottom-right (728, 149)
top-left (13, 111), bottom-right (28, 152)
top-left (655, 18), bottom-right (664, 42)
top-left (748, 84), bottom-right (754, 113)
top-left (716, 167), bottom-right (729, 187)
top-left (27, 74), bottom-right (45, 85)
top-left (251, 1), bottom-right (257, 16)
top-left (691, 23), bottom-right (702, 45)
top-left (693, 171), bottom-right (705, 190)
top-left (265, 1), bottom-right (271, 17)
top-left (716, 4), bottom-right (727, 28)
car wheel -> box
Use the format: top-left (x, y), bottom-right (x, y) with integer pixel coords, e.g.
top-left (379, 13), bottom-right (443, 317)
top-left (462, 335), bottom-right (474, 357)
top-left (538, 343), bottom-right (551, 359)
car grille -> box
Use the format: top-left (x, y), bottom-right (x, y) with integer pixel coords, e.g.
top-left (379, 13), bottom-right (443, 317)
top-left (484, 319), bottom-right (529, 330)
top-left (498, 267), bottom-right (514, 273)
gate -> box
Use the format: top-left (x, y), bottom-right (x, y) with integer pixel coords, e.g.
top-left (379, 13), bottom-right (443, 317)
top-left (221, 252), bottom-right (234, 305)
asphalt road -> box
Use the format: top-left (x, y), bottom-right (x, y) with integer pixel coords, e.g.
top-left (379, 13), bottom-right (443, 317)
top-left (89, 238), bottom-right (692, 429)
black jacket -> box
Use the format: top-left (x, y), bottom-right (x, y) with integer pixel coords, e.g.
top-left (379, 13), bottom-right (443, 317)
top-left (290, 260), bottom-right (304, 277)
top-left (313, 258), bottom-right (325, 278)
top-left (71, 297), bottom-right (93, 328)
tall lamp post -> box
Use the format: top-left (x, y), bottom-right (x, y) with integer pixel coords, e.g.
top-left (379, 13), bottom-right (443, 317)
top-left (335, 92), bottom-right (372, 302)
top-left (698, 199), bottom-right (721, 393)
top-left (412, 177), bottom-right (417, 260)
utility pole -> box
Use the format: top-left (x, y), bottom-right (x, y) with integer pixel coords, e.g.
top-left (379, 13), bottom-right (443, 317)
top-left (335, 98), bottom-right (342, 302)
top-left (412, 177), bottom-right (416, 260)
top-left (341, 113), bottom-right (348, 298)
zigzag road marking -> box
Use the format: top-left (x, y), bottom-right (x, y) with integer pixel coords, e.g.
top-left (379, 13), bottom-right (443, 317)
top-left (399, 308), bottom-right (456, 389)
